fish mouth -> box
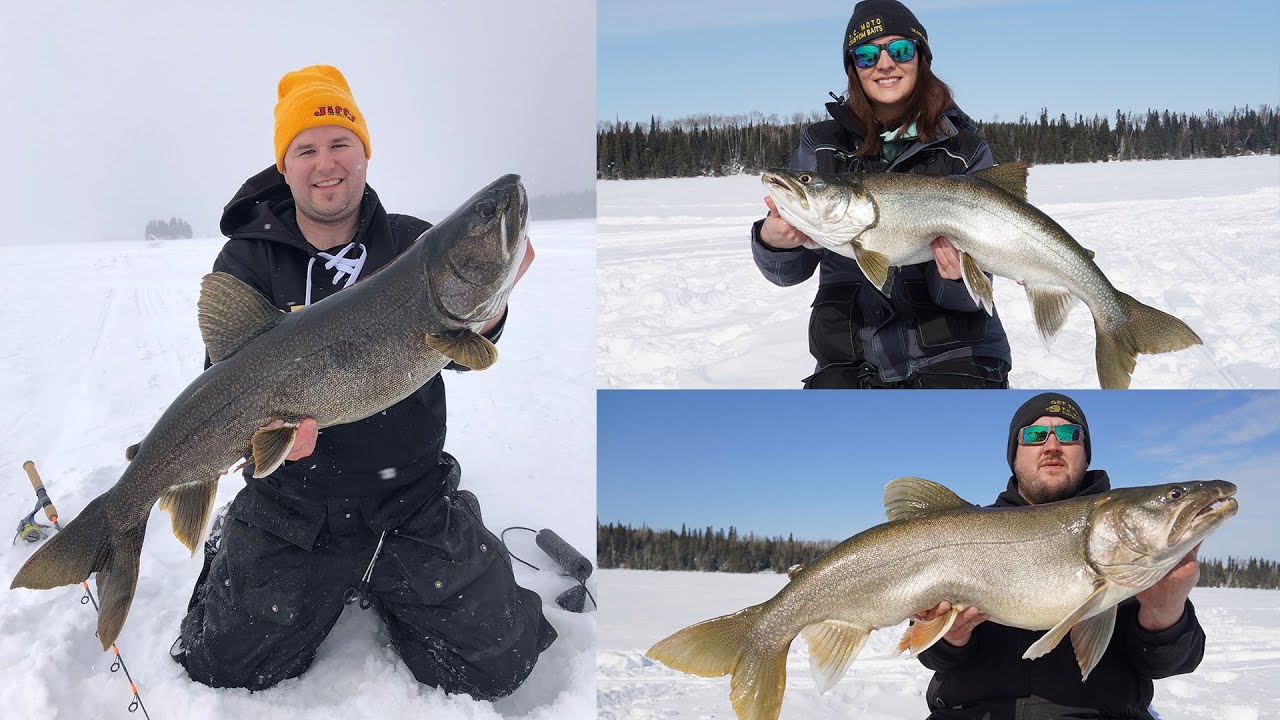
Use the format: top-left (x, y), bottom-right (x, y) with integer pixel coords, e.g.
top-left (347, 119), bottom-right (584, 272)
top-left (761, 170), bottom-right (809, 211)
top-left (1171, 481), bottom-right (1238, 545)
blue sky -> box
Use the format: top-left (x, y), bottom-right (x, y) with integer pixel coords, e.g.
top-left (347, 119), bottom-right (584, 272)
top-left (597, 390), bottom-right (1280, 561)
top-left (599, 0), bottom-right (1280, 125)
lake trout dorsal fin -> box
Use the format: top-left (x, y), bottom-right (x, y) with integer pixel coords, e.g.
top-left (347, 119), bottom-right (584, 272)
top-left (800, 620), bottom-right (870, 695)
top-left (198, 272), bottom-right (284, 363)
top-left (973, 162), bottom-right (1030, 202)
top-left (883, 477), bottom-right (972, 522)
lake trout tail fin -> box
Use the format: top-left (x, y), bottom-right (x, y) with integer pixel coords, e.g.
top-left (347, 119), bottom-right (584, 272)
top-left (647, 605), bottom-right (789, 720)
top-left (10, 492), bottom-right (146, 650)
top-left (1095, 293), bottom-right (1202, 389)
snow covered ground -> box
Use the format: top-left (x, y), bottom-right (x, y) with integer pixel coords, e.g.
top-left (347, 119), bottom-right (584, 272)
top-left (597, 569), bottom-right (1280, 720)
top-left (597, 155), bottom-right (1280, 389)
top-left (0, 219), bottom-right (596, 720)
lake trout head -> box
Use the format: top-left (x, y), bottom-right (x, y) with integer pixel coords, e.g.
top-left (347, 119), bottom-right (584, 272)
top-left (761, 168), bottom-right (876, 246)
top-left (423, 173), bottom-right (528, 327)
top-left (1085, 480), bottom-right (1237, 589)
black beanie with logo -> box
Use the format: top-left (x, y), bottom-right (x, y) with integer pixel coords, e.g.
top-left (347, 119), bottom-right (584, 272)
top-left (844, 0), bottom-right (932, 70)
top-left (1006, 392), bottom-right (1092, 471)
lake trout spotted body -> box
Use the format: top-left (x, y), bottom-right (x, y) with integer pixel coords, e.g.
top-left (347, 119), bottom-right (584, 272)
top-left (647, 478), bottom-right (1238, 720)
top-left (761, 165), bottom-right (1202, 389)
top-left (11, 174), bottom-right (529, 650)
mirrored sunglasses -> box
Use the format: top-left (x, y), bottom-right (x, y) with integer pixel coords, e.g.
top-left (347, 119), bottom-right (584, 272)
top-left (1018, 424), bottom-right (1085, 445)
top-left (850, 38), bottom-right (917, 69)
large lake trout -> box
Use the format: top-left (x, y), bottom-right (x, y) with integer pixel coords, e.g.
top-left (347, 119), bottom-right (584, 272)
top-left (647, 478), bottom-right (1237, 720)
top-left (12, 174), bottom-right (529, 650)
top-left (761, 165), bottom-right (1202, 389)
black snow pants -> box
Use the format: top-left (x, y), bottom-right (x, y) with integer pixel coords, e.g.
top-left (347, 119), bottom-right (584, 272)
top-left (177, 457), bottom-right (557, 698)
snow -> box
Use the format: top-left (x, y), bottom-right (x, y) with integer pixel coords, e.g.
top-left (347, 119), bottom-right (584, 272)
top-left (596, 569), bottom-right (1280, 719)
top-left (597, 155), bottom-right (1280, 389)
top-left (0, 219), bottom-right (596, 719)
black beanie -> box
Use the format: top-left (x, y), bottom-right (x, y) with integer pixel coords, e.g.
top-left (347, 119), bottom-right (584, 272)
top-left (844, 0), bottom-right (932, 70)
top-left (1006, 393), bottom-right (1092, 471)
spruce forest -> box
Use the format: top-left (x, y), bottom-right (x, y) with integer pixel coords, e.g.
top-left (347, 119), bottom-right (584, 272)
top-left (597, 106), bottom-right (1278, 180)
top-left (597, 522), bottom-right (1280, 590)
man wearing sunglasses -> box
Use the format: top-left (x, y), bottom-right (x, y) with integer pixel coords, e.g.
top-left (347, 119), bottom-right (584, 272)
top-left (914, 392), bottom-right (1207, 719)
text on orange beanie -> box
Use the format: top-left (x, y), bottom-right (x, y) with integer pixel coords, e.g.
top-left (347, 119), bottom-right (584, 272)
top-left (274, 65), bottom-right (371, 172)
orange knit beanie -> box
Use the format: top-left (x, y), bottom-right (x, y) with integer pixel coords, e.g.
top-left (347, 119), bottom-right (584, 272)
top-left (273, 65), bottom-right (371, 172)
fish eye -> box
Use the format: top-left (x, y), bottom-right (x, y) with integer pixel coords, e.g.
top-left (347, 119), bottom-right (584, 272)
top-left (799, 173), bottom-right (812, 184)
top-left (475, 200), bottom-right (496, 219)
top-left (1167, 487), bottom-right (1184, 500)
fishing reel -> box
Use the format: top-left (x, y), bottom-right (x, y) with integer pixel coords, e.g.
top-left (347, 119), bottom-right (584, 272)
top-left (12, 461), bottom-right (60, 545)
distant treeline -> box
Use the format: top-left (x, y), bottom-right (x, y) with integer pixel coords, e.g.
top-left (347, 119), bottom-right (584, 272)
top-left (529, 190), bottom-right (595, 221)
top-left (596, 106), bottom-right (1278, 180)
top-left (145, 216), bottom-right (194, 240)
top-left (598, 523), bottom-right (1280, 590)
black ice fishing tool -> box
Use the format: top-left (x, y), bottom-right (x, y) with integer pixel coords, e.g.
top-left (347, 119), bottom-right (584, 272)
top-left (502, 526), bottom-right (597, 613)
top-left (14, 460), bottom-right (61, 545)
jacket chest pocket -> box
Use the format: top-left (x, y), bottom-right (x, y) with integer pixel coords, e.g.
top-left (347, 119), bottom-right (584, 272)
top-left (902, 279), bottom-right (989, 347)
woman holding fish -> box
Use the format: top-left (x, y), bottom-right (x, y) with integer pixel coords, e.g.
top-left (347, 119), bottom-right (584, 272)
top-left (751, 0), bottom-right (1011, 389)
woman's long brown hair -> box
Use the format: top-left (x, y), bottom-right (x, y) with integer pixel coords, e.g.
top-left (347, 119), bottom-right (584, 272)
top-left (845, 55), bottom-right (955, 158)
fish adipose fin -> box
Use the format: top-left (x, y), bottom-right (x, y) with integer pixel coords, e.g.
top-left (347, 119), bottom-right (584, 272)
top-left (973, 162), bottom-right (1030, 202)
top-left (1094, 293), bottom-right (1202, 389)
top-left (1023, 284), bottom-right (1076, 349)
top-left (250, 422), bottom-right (299, 478)
top-left (158, 475), bottom-right (221, 555)
top-left (1023, 579), bottom-right (1111, 666)
top-left (958, 253), bottom-right (994, 315)
top-left (125, 442), bottom-right (140, 461)
top-left (896, 605), bottom-right (961, 656)
top-left (647, 605), bottom-right (788, 720)
top-left (10, 492), bottom-right (145, 650)
top-left (883, 477), bottom-right (973, 522)
top-left (801, 620), bottom-right (870, 694)
top-left (425, 330), bottom-right (498, 371)
top-left (198, 272), bottom-right (284, 363)
top-left (851, 242), bottom-right (892, 296)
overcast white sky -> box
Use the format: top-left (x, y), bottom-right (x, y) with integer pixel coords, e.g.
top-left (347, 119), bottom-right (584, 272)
top-left (1, 0), bottom-right (595, 243)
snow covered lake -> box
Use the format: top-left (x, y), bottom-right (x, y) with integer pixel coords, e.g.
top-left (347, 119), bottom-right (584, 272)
top-left (596, 569), bottom-right (1280, 720)
top-left (597, 155), bottom-right (1280, 389)
top-left (0, 219), bottom-right (596, 720)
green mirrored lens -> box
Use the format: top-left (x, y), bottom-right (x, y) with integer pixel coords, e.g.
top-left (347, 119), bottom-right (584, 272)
top-left (1021, 426), bottom-right (1050, 444)
top-left (1054, 425), bottom-right (1083, 442)
top-left (887, 39), bottom-right (916, 62)
top-left (853, 45), bottom-right (880, 68)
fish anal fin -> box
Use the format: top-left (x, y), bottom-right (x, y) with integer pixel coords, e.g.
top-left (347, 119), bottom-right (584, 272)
top-left (851, 242), bottom-right (892, 296)
top-left (883, 477), bottom-right (973, 522)
top-left (425, 330), bottom-right (498, 371)
top-left (157, 476), bottom-right (220, 555)
top-left (973, 162), bottom-right (1030, 202)
top-left (896, 605), bottom-right (961, 657)
top-left (198, 272), bottom-right (284, 363)
top-left (1023, 580), bottom-right (1111, 662)
top-left (250, 422), bottom-right (298, 479)
top-left (958, 253), bottom-right (994, 315)
top-left (801, 620), bottom-right (870, 694)
top-left (1023, 284), bottom-right (1076, 349)
top-left (1070, 604), bottom-right (1117, 681)
top-left (125, 443), bottom-right (140, 461)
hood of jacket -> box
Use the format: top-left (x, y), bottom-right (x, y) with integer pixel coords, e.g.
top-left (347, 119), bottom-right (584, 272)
top-left (218, 163), bottom-right (384, 252)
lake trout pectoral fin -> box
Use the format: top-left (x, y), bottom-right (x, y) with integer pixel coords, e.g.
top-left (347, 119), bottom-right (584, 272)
top-left (158, 475), bottom-right (220, 555)
top-left (883, 477), bottom-right (972, 522)
top-left (125, 443), bottom-right (140, 461)
top-left (801, 620), bottom-right (870, 694)
top-left (973, 162), bottom-right (1030, 202)
top-left (959, 253), bottom-right (994, 315)
top-left (851, 242), bottom-right (891, 295)
top-left (896, 606), bottom-right (960, 657)
top-left (198, 272), bottom-right (285, 363)
top-left (250, 423), bottom-right (298, 479)
top-left (648, 605), bottom-right (788, 720)
top-left (1070, 604), bottom-right (1117, 681)
top-left (1023, 580), bottom-right (1111, 662)
top-left (425, 330), bottom-right (498, 371)
top-left (1094, 292), bottom-right (1202, 389)
top-left (1023, 284), bottom-right (1076, 349)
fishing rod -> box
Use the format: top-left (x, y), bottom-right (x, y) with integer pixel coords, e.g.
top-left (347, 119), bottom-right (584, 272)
top-left (14, 461), bottom-right (151, 718)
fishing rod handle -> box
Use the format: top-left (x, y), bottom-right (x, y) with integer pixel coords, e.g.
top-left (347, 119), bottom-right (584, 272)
top-left (22, 460), bottom-right (59, 524)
